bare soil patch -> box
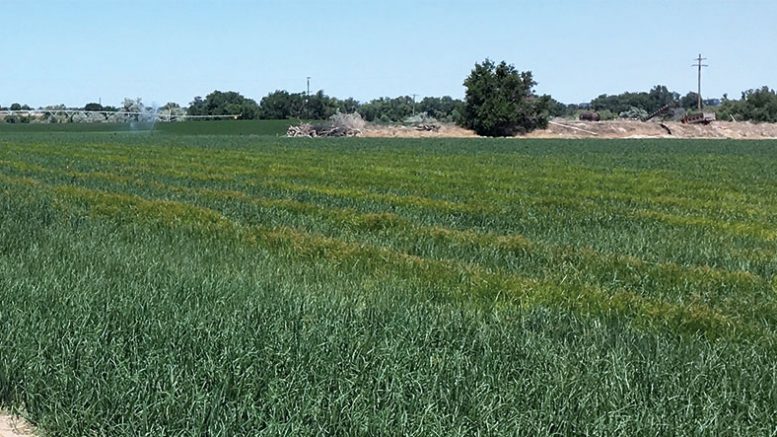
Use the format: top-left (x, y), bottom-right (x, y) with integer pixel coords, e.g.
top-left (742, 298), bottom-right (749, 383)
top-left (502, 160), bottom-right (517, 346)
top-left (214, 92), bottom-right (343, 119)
top-left (0, 413), bottom-right (34, 437)
top-left (361, 120), bottom-right (777, 139)
top-left (362, 124), bottom-right (478, 138)
top-left (525, 119), bottom-right (777, 139)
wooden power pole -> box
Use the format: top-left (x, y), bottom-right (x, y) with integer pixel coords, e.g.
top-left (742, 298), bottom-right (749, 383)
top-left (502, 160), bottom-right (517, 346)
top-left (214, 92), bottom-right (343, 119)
top-left (305, 76), bottom-right (311, 119)
top-left (692, 54), bottom-right (708, 111)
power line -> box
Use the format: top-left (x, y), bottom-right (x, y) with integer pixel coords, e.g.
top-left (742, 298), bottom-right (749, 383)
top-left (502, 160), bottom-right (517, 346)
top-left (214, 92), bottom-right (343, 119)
top-left (691, 54), bottom-right (708, 111)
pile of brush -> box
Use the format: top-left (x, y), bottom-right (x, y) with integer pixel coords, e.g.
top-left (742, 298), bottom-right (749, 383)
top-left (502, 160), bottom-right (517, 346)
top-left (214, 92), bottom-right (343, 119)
top-left (287, 112), bottom-right (365, 137)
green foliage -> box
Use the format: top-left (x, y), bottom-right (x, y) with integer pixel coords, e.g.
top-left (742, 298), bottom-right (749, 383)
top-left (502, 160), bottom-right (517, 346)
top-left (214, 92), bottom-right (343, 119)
top-left (0, 120), bottom-right (301, 135)
top-left (618, 106), bottom-right (649, 120)
top-left (305, 90), bottom-right (340, 120)
top-left (187, 90), bottom-right (259, 120)
top-left (258, 91), bottom-right (392, 121)
top-left (258, 90), bottom-right (305, 119)
top-left (461, 59), bottom-right (550, 136)
top-left (680, 91), bottom-right (701, 110)
top-left (592, 85), bottom-right (680, 115)
top-left (546, 97), bottom-right (571, 118)
top-left (417, 96), bottom-right (465, 123)
top-left (597, 109), bottom-right (616, 120)
top-left (717, 86), bottom-right (777, 122)
top-left (84, 102), bottom-right (103, 111)
top-left (359, 95), bottom-right (464, 123)
top-left (647, 85), bottom-right (678, 110)
top-left (156, 119), bottom-right (301, 135)
top-left (358, 96), bottom-right (414, 122)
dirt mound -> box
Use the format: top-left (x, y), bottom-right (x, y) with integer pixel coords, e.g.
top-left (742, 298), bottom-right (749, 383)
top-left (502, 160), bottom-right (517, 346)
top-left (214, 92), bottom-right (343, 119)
top-left (362, 124), bottom-right (477, 138)
top-left (361, 120), bottom-right (777, 139)
top-left (527, 119), bottom-right (777, 139)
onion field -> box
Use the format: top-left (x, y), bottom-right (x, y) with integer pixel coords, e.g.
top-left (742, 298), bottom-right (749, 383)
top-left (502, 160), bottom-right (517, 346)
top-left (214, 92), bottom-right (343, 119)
top-left (1, 132), bottom-right (776, 435)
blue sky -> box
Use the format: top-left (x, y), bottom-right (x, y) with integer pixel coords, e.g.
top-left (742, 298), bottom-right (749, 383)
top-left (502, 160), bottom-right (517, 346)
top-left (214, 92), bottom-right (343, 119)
top-left (1, 0), bottom-right (775, 108)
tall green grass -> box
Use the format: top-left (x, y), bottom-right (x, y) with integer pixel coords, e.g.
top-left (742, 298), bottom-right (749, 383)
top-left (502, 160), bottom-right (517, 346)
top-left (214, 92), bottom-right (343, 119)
top-left (1, 134), bottom-right (776, 435)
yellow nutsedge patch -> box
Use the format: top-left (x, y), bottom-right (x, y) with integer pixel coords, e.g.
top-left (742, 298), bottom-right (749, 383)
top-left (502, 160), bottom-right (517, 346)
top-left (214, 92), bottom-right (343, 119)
top-left (267, 163), bottom-right (312, 179)
top-left (197, 187), bottom-right (317, 216)
top-left (146, 180), bottom-right (536, 259)
top-left (0, 159), bottom-right (49, 174)
top-left (673, 303), bottom-right (738, 334)
top-left (44, 180), bottom-right (760, 339)
top-left (269, 181), bottom-right (475, 214)
top-left (422, 226), bottom-right (533, 253)
top-left (348, 212), bottom-right (408, 231)
top-left (635, 209), bottom-right (777, 241)
top-left (265, 198), bottom-right (317, 214)
top-left (0, 173), bottom-right (43, 187)
top-left (593, 289), bottom-right (740, 338)
top-left (53, 185), bottom-right (231, 231)
top-left (65, 170), bottom-right (134, 185)
top-left (199, 188), bottom-right (252, 202)
top-left (193, 183), bottom-right (534, 259)
top-left (565, 244), bottom-right (766, 294)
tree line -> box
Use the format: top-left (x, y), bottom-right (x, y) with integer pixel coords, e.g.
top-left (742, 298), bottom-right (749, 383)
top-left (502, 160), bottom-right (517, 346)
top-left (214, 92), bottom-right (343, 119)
top-left (3, 59), bottom-right (777, 133)
top-left (185, 90), bottom-right (465, 123)
top-left (537, 85), bottom-right (777, 124)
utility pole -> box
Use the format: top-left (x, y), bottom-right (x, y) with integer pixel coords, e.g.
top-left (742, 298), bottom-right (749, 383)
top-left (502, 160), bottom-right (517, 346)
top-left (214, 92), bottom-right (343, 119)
top-left (411, 94), bottom-right (417, 116)
top-left (692, 54), bottom-right (708, 111)
top-left (306, 76), bottom-right (311, 119)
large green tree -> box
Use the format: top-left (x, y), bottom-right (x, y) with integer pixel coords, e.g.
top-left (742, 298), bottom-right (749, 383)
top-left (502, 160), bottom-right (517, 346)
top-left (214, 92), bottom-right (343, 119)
top-left (259, 91), bottom-right (360, 120)
top-left (187, 91), bottom-right (259, 120)
top-left (258, 90), bottom-right (305, 119)
top-left (461, 59), bottom-right (550, 136)
top-left (306, 90), bottom-right (340, 120)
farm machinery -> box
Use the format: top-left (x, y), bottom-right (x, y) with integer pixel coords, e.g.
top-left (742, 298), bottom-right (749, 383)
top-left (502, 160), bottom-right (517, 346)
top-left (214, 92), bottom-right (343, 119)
top-left (680, 112), bottom-right (716, 124)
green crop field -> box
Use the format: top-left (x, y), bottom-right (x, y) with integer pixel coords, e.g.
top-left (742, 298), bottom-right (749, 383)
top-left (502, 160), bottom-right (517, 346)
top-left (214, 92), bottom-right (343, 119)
top-left (0, 119), bottom-right (301, 136)
top-left (1, 132), bottom-right (776, 435)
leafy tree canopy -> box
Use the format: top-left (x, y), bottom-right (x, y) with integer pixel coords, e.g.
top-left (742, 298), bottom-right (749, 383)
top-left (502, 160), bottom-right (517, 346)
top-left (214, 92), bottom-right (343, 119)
top-left (591, 86), bottom-right (679, 114)
top-left (461, 59), bottom-right (550, 136)
top-left (84, 102), bottom-right (104, 111)
top-left (717, 86), bottom-right (777, 122)
top-left (188, 91), bottom-right (259, 120)
top-left (258, 90), bottom-right (305, 119)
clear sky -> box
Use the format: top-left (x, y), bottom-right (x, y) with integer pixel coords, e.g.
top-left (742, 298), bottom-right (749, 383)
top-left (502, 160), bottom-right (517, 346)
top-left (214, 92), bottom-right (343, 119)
top-left (1, 0), bottom-right (775, 108)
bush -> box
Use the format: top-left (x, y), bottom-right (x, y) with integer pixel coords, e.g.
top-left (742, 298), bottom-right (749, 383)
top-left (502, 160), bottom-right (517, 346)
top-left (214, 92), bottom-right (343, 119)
top-left (619, 106), bottom-right (648, 120)
top-left (598, 110), bottom-right (617, 121)
top-left (717, 87), bottom-right (777, 123)
top-left (403, 113), bottom-right (439, 125)
top-left (461, 59), bottom-right (550, 136)
top-left (330, 112), bottom-right (366, 131)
